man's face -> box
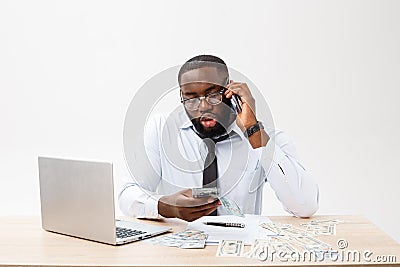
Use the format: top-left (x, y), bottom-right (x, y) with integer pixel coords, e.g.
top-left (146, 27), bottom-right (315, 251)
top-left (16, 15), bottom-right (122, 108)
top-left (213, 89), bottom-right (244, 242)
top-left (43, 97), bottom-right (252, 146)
top-left (180, 67), bottom-right (235, 138)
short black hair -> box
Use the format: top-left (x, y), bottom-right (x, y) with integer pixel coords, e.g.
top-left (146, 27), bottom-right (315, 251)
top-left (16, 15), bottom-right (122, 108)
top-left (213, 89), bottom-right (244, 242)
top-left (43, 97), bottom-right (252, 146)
top-left (178, 55), bottom-right (229, 85)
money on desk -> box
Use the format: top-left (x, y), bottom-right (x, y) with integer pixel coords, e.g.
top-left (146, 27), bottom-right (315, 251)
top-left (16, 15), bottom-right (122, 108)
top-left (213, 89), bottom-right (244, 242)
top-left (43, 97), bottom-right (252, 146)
top-left (146, 229), bottom-right (208, 249)
top-left (254, 220), bottom-right (343, 259)
top-left (300, 219), bottom-right (344, 236)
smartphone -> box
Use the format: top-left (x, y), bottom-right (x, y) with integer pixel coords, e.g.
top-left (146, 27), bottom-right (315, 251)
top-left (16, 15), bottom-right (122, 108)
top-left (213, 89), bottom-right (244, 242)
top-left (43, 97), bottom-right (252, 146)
top-left (231, 94), bottom-right (242, 114)
top-left (225, 77), bottom-right (242, 114)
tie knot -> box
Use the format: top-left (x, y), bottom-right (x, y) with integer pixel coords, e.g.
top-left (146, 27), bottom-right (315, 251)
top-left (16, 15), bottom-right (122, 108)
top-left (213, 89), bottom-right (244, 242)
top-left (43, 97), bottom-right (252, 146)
top-left (203, 138), bottom-right (216, 155)
top-left (212, 132), bottom-right (231, 143)
top-left (202, 132), bottom-right (232, 157)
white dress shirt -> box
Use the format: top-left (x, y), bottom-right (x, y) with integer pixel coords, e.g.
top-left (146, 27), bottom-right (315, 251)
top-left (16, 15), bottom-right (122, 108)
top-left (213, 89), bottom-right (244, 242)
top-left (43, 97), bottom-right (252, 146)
top-left (119, 109), bottom-right (319, 219)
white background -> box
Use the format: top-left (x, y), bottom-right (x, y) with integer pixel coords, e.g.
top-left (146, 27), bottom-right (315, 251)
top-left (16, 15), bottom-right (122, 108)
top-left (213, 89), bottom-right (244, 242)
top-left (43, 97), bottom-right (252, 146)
top-left (1, 1), bottom-right (399, 243)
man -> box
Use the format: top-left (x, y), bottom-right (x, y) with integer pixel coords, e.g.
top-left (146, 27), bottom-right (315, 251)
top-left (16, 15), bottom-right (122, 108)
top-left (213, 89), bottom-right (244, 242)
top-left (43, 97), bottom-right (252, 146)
top-left (119, 55), bottom-right (319, 221)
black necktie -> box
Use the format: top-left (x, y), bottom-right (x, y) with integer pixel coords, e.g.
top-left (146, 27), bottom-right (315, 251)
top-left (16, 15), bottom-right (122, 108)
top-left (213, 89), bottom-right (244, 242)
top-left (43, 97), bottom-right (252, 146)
top-left (202, 133), bottom-right (231, 216)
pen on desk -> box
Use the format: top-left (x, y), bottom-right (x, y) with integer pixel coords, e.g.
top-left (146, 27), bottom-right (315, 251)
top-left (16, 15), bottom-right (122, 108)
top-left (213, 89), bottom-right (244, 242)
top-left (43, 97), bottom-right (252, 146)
top-left (203, 222), bottom-right (245, 228)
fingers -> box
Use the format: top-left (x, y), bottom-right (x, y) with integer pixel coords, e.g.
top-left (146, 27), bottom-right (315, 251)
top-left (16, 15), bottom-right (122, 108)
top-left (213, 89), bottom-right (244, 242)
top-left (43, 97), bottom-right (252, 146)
top-left (224, 80), bottom-right (250, 100)
top-left (224, 89), bottom-right (234, 99)
top-left (191, 205), bottom-right (219, 218)
top-left (224, 87), bottom-right (241, 99)
top-left (181, 188), bottom-right (192, 198)
top-left (177, 189), bottom-right (217, 208)
top-left (227, 80), bottom-right (245, 89)
top-left (188, 196), bottom-right (216, 207)
top-left (175, 200), bottom-right (220, 222)
top-left (189, 199), bottom-right (220, 213)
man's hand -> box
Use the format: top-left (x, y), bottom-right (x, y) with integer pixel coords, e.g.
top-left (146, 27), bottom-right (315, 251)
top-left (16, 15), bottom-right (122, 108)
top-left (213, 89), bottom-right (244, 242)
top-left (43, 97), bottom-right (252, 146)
top-left (224, 80), bottom-right (258, 131)
top-left (224, 80), bottom-right (269, 149)
top-left (158, 189), bottom-right (220, 222)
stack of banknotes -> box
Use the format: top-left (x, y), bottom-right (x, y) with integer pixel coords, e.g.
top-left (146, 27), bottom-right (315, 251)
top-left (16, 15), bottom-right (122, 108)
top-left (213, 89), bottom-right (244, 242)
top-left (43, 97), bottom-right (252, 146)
top-left (146, 229), bottom-right (208, 249)
top-left (192, 187), bottom-right (244, 217)
top-left (300, 219), bottom-right (344, 235)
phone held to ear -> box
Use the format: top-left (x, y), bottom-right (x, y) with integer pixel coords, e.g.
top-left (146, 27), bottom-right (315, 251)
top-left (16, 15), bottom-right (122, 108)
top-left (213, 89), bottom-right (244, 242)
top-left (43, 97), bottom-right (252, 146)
top-left (225, 77), bottom-right (242, 115)
top-left (231, 94), bottom-right (242, 114)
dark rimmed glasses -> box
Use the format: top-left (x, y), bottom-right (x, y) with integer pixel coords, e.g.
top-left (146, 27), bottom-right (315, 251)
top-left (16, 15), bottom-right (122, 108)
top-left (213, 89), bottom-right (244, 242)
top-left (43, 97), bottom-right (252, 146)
top-left (181, 89), bottom-right (226, 111)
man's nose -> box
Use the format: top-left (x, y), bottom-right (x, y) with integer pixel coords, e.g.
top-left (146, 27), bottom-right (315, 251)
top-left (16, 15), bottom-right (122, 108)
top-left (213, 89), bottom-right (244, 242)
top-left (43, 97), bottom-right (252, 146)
top-left (198, 97), bottom-right (212, 112)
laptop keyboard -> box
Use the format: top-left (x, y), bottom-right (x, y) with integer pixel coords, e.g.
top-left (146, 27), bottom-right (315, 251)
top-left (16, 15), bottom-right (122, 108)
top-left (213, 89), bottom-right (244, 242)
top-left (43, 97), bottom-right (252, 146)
top-left (116, 227), bottom-right (147, 239)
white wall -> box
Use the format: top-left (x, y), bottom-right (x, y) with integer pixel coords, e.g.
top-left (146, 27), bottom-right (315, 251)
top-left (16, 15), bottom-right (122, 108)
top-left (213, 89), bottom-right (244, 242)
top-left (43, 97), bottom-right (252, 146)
top-left (1, 0), bottom-right (399, 243)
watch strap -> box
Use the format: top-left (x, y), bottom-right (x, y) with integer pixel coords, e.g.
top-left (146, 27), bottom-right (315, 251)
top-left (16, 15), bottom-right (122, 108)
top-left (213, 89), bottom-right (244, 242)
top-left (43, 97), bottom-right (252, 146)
top-left (244, 121), bottom-right (264, 138)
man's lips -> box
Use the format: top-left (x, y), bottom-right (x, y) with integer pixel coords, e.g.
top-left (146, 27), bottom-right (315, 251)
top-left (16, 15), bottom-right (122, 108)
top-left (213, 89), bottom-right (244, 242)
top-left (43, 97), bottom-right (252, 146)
top-left (200, 113), bottom-right (217, 128)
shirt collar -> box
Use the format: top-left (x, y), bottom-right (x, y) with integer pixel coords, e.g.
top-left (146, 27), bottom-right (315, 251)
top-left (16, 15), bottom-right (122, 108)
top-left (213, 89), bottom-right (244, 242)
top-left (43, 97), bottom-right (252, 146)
top-left (179, 115), bottom-right (193, 129)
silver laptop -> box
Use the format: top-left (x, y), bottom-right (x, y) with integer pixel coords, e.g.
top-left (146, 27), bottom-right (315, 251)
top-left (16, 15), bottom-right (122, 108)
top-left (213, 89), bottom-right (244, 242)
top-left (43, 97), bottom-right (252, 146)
top-left (38, 156), bottom-right (171, 245)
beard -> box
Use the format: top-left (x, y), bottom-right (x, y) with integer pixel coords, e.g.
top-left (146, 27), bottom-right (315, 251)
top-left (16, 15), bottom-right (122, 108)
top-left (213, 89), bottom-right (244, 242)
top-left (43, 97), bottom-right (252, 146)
top-left (188, 98), bottom-right (234, 139)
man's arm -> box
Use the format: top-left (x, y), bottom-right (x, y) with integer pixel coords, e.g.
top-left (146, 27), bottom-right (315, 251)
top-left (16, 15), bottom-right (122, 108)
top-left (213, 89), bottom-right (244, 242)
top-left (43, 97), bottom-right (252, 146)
top-left (118, 114), bottom-right (164, 219)
top-left (118, 182), bottom-right (163, 218)
top-left (257, 129), bottom-right (319, 218)
top-left (118, 114), bottom-right (220, 221)
top-left (225, 81), bottom-right (319, 217)
top-left (238, 121), bottom-right (319, 217)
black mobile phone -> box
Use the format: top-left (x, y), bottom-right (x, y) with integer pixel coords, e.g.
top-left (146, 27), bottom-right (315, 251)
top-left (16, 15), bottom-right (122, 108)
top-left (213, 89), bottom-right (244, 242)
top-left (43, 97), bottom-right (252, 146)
top-left (231, 94), bottom-right (242, 114)
top-left (225, 78), bottom-right (242, 114)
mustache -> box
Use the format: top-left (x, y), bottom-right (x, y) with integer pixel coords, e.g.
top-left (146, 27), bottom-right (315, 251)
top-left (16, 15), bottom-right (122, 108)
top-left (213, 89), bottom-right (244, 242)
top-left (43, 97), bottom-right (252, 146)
top-left (200, 113), bottom-right (217, 120)
top-left (191, 114), bottom-right (221, 125)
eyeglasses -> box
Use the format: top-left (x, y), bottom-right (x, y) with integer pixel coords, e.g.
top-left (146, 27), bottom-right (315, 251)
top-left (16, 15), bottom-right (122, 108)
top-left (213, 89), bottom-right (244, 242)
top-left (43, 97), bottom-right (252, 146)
top-left (181, 89), bottom-right (225, 111)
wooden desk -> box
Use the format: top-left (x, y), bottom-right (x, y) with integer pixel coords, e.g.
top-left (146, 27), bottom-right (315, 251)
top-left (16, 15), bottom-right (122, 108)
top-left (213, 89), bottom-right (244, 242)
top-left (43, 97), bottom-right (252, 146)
top-left (0, 215), bottom-right (399, 266)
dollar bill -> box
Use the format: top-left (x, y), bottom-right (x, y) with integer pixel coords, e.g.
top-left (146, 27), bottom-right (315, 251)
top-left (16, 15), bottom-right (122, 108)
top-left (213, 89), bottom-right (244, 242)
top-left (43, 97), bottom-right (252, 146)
top-left (304, 219), bottom-right (345, 225)
top-left (158, 239), bottom-right (183, 247)
top-left (300, 219), bottom-right (344, 235)
top-left (192, 187), bottom-right (218, 198)
top-left (291, 234), bottom-right (331, 251)
top-left (216, 240), bottom-right (244, 257)
top-left (259, 222), bottom-right (332, 252)
top-left (219, 196), bottom-right (244, 217)
top-left (180, 239), bottom-right (206, 249)
top-left (284, 227), bottom-right (310, 236)
top-left (260, 222), bottom-right (306, 236)
top-left (171, 229), bottom-right (204, 239)
top-left (146, 229), bottom-right (208, 249)
top-left (305, 224), bottom-right (336, 235)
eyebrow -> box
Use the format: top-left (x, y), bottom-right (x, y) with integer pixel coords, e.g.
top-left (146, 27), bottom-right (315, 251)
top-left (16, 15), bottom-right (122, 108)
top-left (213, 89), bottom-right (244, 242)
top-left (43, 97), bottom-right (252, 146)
top-left (204, 85), bottom-right (217, 94)
top-left (182, 92), bottom-right (197, 97)
top-left (184, 85), bottom-right (218, 96)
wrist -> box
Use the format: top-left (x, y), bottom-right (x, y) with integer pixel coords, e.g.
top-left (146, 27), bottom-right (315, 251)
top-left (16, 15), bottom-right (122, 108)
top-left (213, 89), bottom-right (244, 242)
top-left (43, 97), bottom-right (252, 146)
top-left (243, 121), bottom-right (264, 138)
top-left (242, 118), bottom-right (258, 130)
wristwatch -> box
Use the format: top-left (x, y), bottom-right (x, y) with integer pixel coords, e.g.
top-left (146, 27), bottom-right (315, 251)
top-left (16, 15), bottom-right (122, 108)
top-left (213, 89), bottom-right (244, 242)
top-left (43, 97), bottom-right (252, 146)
top-left (244, 121), bottom-right (264, 138)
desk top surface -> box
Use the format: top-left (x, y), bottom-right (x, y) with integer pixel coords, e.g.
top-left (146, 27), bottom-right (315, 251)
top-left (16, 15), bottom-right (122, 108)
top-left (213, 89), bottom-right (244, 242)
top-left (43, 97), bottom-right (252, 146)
top-left (0, 215), bottom-right (399, 267)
